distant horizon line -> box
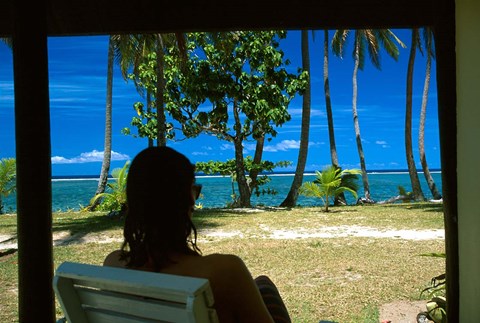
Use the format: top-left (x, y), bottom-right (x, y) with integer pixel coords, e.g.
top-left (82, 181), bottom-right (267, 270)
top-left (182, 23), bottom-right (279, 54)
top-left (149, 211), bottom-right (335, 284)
top-left (51, 168), bottom-right (442, 180)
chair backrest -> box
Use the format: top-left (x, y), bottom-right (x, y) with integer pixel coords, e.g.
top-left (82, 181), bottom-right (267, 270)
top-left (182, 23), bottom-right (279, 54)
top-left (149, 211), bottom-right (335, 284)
top-left (53, 261), bottom-right (218, 323)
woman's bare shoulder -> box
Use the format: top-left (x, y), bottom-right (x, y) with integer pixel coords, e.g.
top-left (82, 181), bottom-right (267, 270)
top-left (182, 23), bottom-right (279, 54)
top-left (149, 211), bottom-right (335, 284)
top-left (201, 253), bottom-right (253, 281)
top-left (103, 249), bottom-right (126, 267)
top-left (202, 253), bottom-right (246, 269)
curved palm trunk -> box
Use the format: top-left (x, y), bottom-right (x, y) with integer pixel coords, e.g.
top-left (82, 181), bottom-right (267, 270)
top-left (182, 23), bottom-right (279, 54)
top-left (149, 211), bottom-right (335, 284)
top-left (419, 53), bottom-right (442, 199)
top-left (324, 30), bottom-right (344, 205)
top-left (233, 100), bottom-right (251, 207)
top-left (352, 40), bottom-right (370, 200)
top-left (91, 36), bottom-right (114, 210)
top-left (324, 30), bottom-right (339, 167)
top-left (280, 30), bottom-right (311, 207)
top-left (405, 29), bottom-right (425, 201)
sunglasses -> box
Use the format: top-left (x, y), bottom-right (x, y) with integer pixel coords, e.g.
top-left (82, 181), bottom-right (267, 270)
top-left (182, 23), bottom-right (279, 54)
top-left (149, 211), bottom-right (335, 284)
top-left (192, 184), bottom-right (202, 200)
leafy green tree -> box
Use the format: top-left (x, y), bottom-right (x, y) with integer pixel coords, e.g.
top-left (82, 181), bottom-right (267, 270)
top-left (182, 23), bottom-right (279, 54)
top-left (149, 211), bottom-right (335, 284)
top-left (418, 28), bottom-right (442, 200)
top-left (164, 31), bottom-right (306, 207)
top-left (299, 165), bottom-right (361, 212)
top-left (195, 157), bottom-right (291, 207)
top-left (0, 158), bottom-right (16, 214)
top-left (405, 29), bottom-right (426, 201)
top-left (89, 161), bottom-right (129, 214)
top-left (332, 29), bottom-right (405, 200)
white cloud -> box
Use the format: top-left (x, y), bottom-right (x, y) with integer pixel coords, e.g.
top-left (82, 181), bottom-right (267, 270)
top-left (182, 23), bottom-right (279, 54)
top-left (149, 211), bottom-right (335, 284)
top-left (220, 144), bottom-right (234, 151)
top-left (190, 146), bottom-right (214, 153)
top-left (262, 140), bottom-right (324, 152)
top-left (264, 140), bottom-right (300, 152)
top-left (51, 150), bottom-right (130, 164)
top-left (375, 140), bottom-right (390, 148)
top-left (191, 151), bottom-right (209, 156)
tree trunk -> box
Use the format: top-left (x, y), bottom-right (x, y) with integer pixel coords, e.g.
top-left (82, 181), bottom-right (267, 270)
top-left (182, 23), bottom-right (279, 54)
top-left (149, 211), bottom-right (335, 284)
top-left (419, 53), bottom-right (442, 199)
top-left (156, 35), bottom-right (167, 147)
top-left (249, 134), bottom-right (265, 192)
top-left (352, 37), bottom-right (371, 200)
top-left (324, 30), bottom-right (344, 205)
top-left (146, 92), bottom-right (153, 147)
top-left (324, 30), bottom-right (339, 168)
top-left (405, 29), bottom-right (425, 201)
top-left (90, 36), bottom-right (114, 210)
top-left (280, 30), bottom-right (311, 207)
top-left (233, 100), bottom-right (251, 207)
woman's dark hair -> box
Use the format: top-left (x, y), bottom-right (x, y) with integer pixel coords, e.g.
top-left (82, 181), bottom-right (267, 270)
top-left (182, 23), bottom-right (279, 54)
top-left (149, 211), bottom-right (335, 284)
top-left (121, 146), bottom-right (201, 270)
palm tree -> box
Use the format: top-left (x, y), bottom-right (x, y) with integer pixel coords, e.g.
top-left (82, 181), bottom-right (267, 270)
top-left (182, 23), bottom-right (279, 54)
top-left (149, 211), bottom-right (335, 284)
top-left (322, 29), bottom-right (346, 205)
top-left (91, 33), bottom-right (184, 209)
top-left (125, 33), bottom-right (184, 147)
top-left (1, 38), bottom-right (11, 48)
top-left (0, 158), bottom-right (16, 214)
top-left (90, 34), bottom-right (142, 210)
top-left (332, 29), bottom-right (405, 200)
top-left (90, 161), bottom-right (129, 215)
top-left (89, 36), bottom-right (115, 210)
top-left (323, 30), bottom-right (339, 168)
top-left (280, 30), bottom-right (311, 207)
top-left (405, 29), bottom-right (426, 201)
top-left (418, 28), bottom-right (442, 200)
top-left (300, 165), bottom-right (361, 212)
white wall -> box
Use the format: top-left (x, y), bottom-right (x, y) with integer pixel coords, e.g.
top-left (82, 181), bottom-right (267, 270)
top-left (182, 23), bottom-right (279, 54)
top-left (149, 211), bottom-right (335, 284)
top-left (456, 0), bottom-right (480, 321)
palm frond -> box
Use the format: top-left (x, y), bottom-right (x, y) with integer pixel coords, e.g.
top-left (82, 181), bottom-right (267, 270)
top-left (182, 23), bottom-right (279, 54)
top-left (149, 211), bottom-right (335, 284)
top-left (422, 27), bottom-right (436, 60)
top-left (0, 158), bottom-right (16, 197)
top-left (331, 29), bottom-right (349, 57)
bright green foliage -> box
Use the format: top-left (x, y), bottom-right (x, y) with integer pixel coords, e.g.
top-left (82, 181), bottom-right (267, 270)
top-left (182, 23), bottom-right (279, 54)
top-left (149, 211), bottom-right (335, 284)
top-left (300, 165), bottom-right (361, 211)
top-left (195, 157), bottom-right (292, 207)
top-left (89, 161), bottom-right (129, 213)
top-left (122, 31), bottom-right (306, 207)
top-left (167, 31), bottom-right (306, 207)
top-left (419, 252), bottom-right (446, 323)
top-left (164, 31), bottom-right (307, 140)
top-left (121, 51), bottom-right (176, 141)
top-left (0, 158), bottom-right (16, 214)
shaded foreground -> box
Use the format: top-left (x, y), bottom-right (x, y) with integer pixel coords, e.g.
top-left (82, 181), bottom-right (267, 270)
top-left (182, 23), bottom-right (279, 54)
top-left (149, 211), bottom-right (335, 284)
top-left (0, 203), bottom-right (445, 322)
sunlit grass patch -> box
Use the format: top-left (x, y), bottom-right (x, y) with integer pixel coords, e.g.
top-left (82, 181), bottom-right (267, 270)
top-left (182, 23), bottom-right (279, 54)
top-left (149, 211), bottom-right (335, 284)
top-left (0, 202), bottom-right (445, 322)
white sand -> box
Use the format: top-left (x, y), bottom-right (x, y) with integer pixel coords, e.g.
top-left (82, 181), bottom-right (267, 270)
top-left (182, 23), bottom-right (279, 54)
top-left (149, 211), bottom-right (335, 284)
top-left (1, 225), bottom-right (444, 250)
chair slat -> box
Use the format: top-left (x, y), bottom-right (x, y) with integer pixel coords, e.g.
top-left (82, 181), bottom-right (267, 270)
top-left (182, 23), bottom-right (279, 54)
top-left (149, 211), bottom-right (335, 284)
top-left (76, 286), bottom-right (192, 321)
top-left (53, 261), bottom-right (219, 323)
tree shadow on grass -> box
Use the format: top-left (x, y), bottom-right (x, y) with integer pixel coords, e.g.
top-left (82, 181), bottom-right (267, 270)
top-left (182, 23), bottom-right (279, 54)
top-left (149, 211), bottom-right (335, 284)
top-left (380, 202), bottom-right (444, 213)
top-left (52, 212), bottom-right (124, 242)
top-left (193, 209), bottom-right (245, 230)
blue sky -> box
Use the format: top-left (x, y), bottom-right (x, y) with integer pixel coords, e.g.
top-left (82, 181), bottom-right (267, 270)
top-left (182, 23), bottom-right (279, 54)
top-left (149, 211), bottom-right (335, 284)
top-left (0, 29), bottom-right (440, 176)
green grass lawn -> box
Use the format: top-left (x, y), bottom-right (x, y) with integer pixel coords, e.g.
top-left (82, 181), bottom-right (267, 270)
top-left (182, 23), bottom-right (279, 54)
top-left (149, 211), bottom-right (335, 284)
top-left (0, 202), bottom-right (445, 322)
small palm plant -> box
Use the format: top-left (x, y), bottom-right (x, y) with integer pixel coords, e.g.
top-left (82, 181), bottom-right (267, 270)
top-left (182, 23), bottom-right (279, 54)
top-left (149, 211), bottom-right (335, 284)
top-left (300, 165), bottom-right (361, 211)
top-left (89, 161), bottom-right (129, 214)
top-left (0, 158), bottom-right (16, 214)
top-left (417, 252), bottom-right (446, 323)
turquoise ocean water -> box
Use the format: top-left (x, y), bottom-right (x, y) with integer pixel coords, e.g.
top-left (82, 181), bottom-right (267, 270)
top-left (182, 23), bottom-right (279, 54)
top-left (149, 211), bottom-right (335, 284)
top-left (3, 172), bottom-right (442, 212)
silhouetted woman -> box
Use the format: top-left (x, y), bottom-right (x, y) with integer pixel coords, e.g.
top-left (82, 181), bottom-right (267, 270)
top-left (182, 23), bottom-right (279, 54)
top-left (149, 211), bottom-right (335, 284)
top-left (104, 146), bottom-right (291, 323)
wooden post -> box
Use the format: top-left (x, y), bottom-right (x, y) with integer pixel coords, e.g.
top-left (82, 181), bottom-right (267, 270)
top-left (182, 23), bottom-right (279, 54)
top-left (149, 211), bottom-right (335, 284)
top-left (12, 0), bottom-right (55, 321)
top-left (434, 0), bottom-right (458, 321)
